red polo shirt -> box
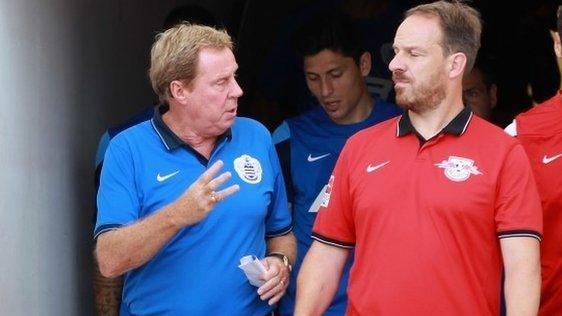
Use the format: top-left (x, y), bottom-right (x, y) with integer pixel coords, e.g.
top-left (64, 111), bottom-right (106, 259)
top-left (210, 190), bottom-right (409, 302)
top-left (515, 91), bottom-right (562, 316)
top-left (313, 108), bottom-right (543, 315)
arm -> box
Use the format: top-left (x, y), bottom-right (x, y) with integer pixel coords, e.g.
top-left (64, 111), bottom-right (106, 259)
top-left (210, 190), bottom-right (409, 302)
top-left (500, 237), bottom-right (541, 316)
top-left (92, 254), bottom-right (122, 316)
top-left (95, 204), bottom-right (182, 278)
top-left (96, 160), bottom-right (239, 278)
top-left (295, 241), bottom-right (349, 316)
top-left (266, 231), bottom-right (297, 268)
top-left (257, 232), bottom-right (297, 305)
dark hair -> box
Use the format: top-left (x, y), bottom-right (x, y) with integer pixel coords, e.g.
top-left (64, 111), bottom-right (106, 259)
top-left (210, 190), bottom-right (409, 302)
top-left (163, 5), bottom-right (218, 30)
top-left (406, 0), bottom-right (482, 71)
top-left (294, 12), bottom-right (366, 64)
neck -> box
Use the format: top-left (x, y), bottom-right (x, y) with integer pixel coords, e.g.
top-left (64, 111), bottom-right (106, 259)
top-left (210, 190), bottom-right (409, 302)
top-left (409, 92), bottom-right (464, 140)
top-left (339, 91), bottom-right (374, 125)
top-left (163, 107), bottom-right (217, 158)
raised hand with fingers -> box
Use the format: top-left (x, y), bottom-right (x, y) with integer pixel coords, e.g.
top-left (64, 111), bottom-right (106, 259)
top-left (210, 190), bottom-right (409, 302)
top-left (171, 160), bottom-right (240, 227)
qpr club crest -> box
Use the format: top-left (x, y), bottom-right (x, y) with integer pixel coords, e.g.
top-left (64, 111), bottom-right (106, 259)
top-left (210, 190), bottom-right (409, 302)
top-left (435, 156), bottom-right (483, 182)
top-left (234, 154), bottom-right (263, 184)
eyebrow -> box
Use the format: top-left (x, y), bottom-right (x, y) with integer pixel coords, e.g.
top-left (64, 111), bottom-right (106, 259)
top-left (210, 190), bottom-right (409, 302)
top-left (393, 44), bottom-right (427, 52)
top-left (305, 66), bottom-right (344, 75)
top-left (215, 65), bottom-right (239, 79)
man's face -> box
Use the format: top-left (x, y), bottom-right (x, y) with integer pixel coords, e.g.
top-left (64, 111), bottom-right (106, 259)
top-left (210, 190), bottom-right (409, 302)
top-left (185, 47), bottom-right (242, 136)
top-left (389, 14), bottom-right (448, 113)
top-left (304, 49), bottom-right (370, 124)
top-left (462, 68), bottom-right (496, 121)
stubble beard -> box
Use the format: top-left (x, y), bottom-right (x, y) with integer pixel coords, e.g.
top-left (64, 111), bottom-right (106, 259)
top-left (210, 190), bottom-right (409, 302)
top-left (395, 73), bottom-right (447, 114)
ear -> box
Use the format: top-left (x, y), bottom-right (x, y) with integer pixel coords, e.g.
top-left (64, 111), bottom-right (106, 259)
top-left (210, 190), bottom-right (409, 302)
top-left (489, 83), bottom-right (497, 109)
top-left (169, 80), bottom-right (190, 102)
top-left (550, 30), bottom-right (562, 58)
top-left (447, 52), bottom-right (467, 79)
top-left (359, 51), bottom-right (372, 77)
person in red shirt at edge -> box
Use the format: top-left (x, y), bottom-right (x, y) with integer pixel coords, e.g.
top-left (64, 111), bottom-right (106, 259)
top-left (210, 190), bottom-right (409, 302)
top-left (504, 4), bottom-right (562, 315)
top-left (295, 1), bottom-right (543, 315)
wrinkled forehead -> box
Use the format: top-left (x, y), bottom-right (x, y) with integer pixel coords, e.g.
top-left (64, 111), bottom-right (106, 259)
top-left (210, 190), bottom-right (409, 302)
top-left (393, 14), bottom-right (443, 50)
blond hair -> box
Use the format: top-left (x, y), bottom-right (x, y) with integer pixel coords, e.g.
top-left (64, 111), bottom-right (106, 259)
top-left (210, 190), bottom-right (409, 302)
top-left (406, 1), bottom-right (481, 71)
top-left (149, 23), bottom-right (233, 104)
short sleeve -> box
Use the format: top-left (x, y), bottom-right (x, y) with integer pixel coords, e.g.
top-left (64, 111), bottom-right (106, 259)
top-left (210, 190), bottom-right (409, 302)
top-left (495, 143), bottom-right (543, 241)
top-left (272, 121), bottom-right (294, 204)
top-left (265, 138), bottom-right (293, 237)
top-left (311, 144), bottom-right (355, 248)
top-left (94, 139), bottom-right (140, 238)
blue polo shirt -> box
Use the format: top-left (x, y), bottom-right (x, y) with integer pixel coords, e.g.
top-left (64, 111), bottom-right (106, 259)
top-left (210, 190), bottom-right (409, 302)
top-left (95, 106), bottom-right (292, 315)
top-left (273, 99), bottom-right (401, 315)
top-left (94, 105), bottom-right (155, 223)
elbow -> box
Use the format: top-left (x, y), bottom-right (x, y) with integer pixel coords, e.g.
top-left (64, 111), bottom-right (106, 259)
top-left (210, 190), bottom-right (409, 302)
top-left (95, 239), bottom-right (124, 278)
top-left (98, 260), bottom-right (122, 279)
top-left (96, 250), bottom-right (122, 278)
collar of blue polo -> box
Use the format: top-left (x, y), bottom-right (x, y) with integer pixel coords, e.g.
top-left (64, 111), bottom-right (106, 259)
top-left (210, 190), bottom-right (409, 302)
top-left (397, 106), bottom-right (473, 139)
top-left (151, 104), bottom-right (232, 151)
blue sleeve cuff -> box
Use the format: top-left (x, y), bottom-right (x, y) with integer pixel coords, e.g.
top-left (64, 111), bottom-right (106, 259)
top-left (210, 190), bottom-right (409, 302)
top-left (266, 225), bottom-right (293, 238)
top-left (93, 223), bottom-right (123, 240)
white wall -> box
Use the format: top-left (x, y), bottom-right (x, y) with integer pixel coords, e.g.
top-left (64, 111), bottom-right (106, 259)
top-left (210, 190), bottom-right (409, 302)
top-left (0, 0), bottom-right (238, 314)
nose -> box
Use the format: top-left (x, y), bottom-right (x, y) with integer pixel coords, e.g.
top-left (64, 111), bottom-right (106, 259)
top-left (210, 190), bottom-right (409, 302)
top-left (320, 78), bottom-right (334, 97)
top-left (230, 78), bottom-right (243, 98)
top-left (388, 53), bottom-right (403, 73)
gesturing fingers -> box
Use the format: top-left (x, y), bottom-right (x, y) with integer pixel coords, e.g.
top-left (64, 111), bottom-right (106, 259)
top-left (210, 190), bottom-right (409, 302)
top-left (211, 184), bottom-right (240, 203)
top-left (207, 171), bottom-right (233, 193)
top-left (198, 160), bottom-right (224, 185)
top-left (199, 161), bottom-right (240, 205)
top-left (176, 160), bottom-right (241, 227)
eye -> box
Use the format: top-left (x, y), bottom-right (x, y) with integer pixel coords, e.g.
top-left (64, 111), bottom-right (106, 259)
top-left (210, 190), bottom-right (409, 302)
top-left (329, 71), bottom-right (343, 78)
top-left (306, 74), bottom-right (319, 81)
top-left (463, 90), bottom-right (478, 99)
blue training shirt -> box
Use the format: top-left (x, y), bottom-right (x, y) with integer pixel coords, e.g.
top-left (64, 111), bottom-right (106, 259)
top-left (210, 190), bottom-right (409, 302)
top-left (273, 99), bottom-right (402, 315)
top-left (96, 107), bottom-right (292, 315)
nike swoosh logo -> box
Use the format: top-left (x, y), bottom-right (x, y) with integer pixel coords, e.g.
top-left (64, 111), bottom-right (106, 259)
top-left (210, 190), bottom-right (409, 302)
top-left (308, 153), bottom-right (331, 162)
top-left (366, 161), bottom-right (390, 173)
top-left (543, 154), bottom-right (562, 164)
top-left (157, 170), bottom-right (180, 182)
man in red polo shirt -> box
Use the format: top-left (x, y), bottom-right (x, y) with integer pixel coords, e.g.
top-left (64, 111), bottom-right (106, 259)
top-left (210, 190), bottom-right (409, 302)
top-left (505, 5), bottom-right (562, 315)
top-left (295, 1), bottom-right (543, 315)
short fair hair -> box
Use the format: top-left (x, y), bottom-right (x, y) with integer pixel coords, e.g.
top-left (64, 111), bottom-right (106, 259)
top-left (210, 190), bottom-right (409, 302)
top-left (149, 23), bottom-right (233, 104)
top-left (406, 0), bottom-right (482, 72)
